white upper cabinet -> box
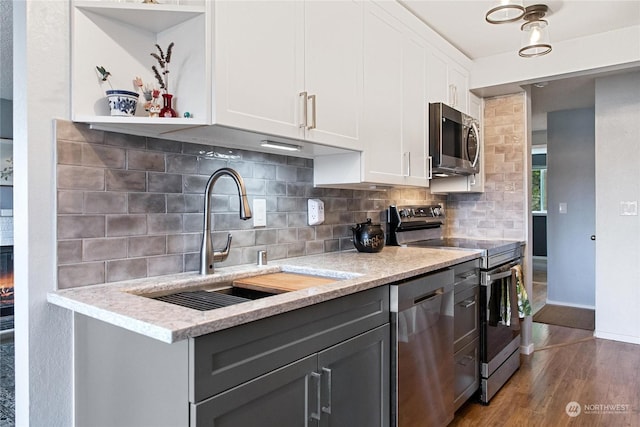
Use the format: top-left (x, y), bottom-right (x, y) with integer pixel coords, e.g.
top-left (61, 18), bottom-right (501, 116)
top-left (314, 1), bottom-right (430, 188)
top-left (214, 1), bottom-right (304, 139)
top-left (304, 1), bottom-right (363, 149)
top-left (427, 47), bottom-right (469, 113)
top-left (215, 0), bottom-right (363, 151)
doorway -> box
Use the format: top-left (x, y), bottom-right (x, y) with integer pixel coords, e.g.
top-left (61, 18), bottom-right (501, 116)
top-left (528, 77), bottom-right (596, 330)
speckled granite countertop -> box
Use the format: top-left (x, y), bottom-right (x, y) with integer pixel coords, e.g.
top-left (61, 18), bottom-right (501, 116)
top-left (47, 247), bottom-right (480, 343)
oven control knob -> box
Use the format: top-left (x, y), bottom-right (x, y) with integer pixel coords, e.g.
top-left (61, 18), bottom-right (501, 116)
top-left (432, 207), bottom-right (442, 217)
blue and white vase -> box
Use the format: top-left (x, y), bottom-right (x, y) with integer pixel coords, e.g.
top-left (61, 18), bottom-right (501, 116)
top-left (106, 90), bottom-right (139, 116)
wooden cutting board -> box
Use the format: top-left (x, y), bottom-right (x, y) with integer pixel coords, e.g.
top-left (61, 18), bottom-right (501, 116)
top-left (233, 272), bottom-right (337, 294)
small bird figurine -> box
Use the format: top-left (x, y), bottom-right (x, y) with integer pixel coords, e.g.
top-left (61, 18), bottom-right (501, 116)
top-left (96, 66), bottom-right (111, 82)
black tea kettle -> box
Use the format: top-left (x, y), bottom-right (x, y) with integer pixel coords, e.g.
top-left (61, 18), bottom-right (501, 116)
top-left (352, 219), bottom-right (385, 253)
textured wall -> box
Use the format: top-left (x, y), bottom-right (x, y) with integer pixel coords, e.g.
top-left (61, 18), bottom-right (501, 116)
top-left (594, 71), bottom-right (640, 343)
top-left (446, 93), bottom-right (526, 240)
top-left (56, 120), bottom-right (444, 288)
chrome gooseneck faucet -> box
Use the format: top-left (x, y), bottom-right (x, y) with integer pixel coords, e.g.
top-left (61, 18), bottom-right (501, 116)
top-left (200, 168), bottom-right (252, 275)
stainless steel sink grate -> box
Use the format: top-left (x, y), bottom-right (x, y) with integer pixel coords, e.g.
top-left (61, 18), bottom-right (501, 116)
top-left (153, 290), bottom-right (250, 311)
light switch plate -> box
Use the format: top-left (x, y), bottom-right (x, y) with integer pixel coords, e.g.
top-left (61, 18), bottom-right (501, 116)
top-left (559, 202), bottom-right (567, 214)
top-left (253, 199), bottom-right (267, 227)
top-left (620, 201), bottom-right (638, 216)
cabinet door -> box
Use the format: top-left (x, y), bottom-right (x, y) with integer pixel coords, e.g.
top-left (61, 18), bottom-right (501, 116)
top-left (214, 1), bottom-right (305, 139)
top-left (426, 47), bottom-right (449, 105)
top-left (190, 354), bottom-right (318, 427)
top-left (362, 3), bottom-right (405, 185)
top-left (426, 47), bottom-right (469, 113)
top-left (305, 0), bottom-right (362, 150)
top-left (448, 63), bottom-right (469, 113)
top-left (317, 325), bottom-right (390, 427)
top-left (402, 30), bottom-right (429, 186)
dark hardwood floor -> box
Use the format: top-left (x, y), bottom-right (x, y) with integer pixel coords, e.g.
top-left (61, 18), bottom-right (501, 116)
top-left (451, 261), bottom-right (639, 426)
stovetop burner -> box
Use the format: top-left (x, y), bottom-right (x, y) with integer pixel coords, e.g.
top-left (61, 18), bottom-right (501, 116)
top-left (408, 237), bottom-right (521, 257)
top-left (387, 205), bottom-right (523, 269)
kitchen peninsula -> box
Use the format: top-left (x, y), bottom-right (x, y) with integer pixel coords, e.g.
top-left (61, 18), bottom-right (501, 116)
top-left (49, 246), bottom-right (480, 426)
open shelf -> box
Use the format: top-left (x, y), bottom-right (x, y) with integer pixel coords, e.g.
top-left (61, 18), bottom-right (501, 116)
top-left (74, 1), bottom-right (205, 33)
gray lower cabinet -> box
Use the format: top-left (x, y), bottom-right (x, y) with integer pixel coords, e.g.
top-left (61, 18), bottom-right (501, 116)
top-left (74, 286), bottom-right (390, 427)
top-left (452, 260), bottom-right (480, 410)
top-left (191, 324), bottom-right (390, 427)
top-left (189, 286), bottom-right (390, 427)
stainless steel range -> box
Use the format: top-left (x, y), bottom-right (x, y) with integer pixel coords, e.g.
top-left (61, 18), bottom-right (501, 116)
top-left (388, 205), bottom-right (524, 406)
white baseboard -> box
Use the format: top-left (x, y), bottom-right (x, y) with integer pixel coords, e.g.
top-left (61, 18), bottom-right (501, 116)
top-left (520, 343), bottom-right (534, 355)
top-left (594, 330), bottom-right (640, 345)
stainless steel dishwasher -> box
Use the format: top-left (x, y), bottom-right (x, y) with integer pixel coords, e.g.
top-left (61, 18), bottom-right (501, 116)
top-left (391, 268), bottom-right (455, 427)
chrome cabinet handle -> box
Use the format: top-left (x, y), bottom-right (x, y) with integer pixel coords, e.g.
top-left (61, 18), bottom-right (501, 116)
top-left (403, 152), bottom-right (411, 177)
top-left (308, 94), bottom-right (317, 130)
top-left (321, 367), bottom-right (332, 415)
top-left (309, 371), bottom-right (321, 421)
top-left (299, 91), bottom-right (308, 128)
top-left (459, 299), bottom-right (476, 308)
top-left (427, 156), bottom-right (433, 180)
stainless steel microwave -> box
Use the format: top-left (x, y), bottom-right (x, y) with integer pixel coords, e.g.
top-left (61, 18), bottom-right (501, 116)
top-left (429, 102), bottom-right (480, 177)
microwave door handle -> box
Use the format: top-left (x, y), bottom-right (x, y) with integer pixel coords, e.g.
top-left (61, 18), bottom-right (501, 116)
top-left (470, 122), bottom-right (480, 168)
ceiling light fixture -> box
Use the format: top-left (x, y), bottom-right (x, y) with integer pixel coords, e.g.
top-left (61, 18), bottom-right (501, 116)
top-left (260, 140), bottom-right (302, 152)
top-left (485, 3), bottom-right (552, 58)
top-left (485, 0), bottom-right (525, 24)
top-left (519, 5), bottom-right (552, 57)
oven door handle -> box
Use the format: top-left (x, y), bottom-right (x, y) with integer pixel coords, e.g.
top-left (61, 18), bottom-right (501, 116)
top-left (485, 269), bottom-right (513, 282)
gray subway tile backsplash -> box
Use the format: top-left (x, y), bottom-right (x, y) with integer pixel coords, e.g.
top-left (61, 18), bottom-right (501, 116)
top-left (56, 120), bottom-right (443, 289)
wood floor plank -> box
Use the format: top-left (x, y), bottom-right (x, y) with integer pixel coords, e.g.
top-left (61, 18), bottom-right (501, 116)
top-left (449, 323), bottom-right (640, 427)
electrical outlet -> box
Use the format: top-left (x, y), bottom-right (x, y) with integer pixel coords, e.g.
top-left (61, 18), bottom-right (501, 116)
top-left (253, 199), bottom-right (267, 227)
top-left (308, 199), bottom-right (325, 225)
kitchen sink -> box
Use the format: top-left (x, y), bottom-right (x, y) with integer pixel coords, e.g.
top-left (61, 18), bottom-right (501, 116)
top-left (152, 286), bottom-right (276, 311)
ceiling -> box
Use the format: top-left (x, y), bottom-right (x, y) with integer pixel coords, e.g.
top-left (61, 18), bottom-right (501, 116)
top-left (400, 0), bottom-right (640, 60)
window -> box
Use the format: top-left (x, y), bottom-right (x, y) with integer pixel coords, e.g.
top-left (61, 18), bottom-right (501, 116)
top-left (532, 168), bottom-right (547, 212)
top-left (532, 151), bottom-right (547, 213)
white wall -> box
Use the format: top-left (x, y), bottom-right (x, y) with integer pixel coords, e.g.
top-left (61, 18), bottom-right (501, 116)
top-left (546, 108), bottom-right (596, 308)
top-left (594, 71), bottom-right (640, 344)
top-left (13, 1), bottom-right (73, 425)
top-left (471, 26), bottom-right (640, 95)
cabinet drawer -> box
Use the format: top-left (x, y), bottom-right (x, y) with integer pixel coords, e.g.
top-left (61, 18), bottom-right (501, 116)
top-left (454, 285), bottom-right (479, 351)
top-left (454, 337), bottom-right (479, 411)
top-left (452, 259), bottom-right (480, 294)
top-left (189, 286), bottom-right (389, 403)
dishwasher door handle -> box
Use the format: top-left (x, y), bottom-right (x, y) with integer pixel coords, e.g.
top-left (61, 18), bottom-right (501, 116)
top-left (414, 287), bottom-right (443, 305)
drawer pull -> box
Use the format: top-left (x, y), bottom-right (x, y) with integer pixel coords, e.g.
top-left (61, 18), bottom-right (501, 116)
top-left (457, 355), bottom-right (475, 367)
top-left (309, 372), bottom-right (321, 421)
top-left (459, 299), bottom-right (476, 308)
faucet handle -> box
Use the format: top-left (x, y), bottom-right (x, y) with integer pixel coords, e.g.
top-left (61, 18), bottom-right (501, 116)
top-left (212, 234), bottom-right (232, 262)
